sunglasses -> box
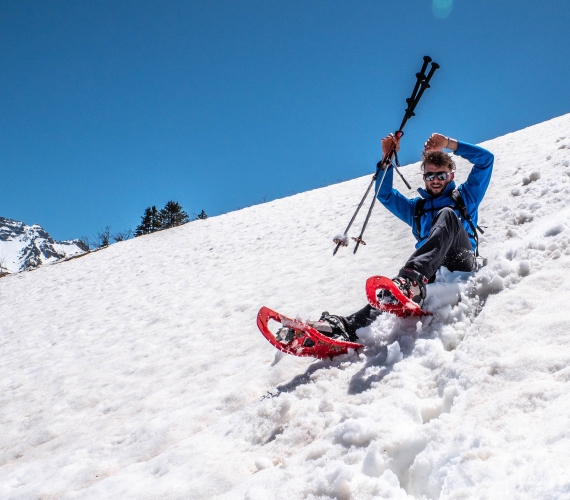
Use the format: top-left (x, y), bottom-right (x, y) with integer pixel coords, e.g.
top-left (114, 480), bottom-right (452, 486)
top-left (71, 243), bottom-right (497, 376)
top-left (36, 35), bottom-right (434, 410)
top-left (423, 171), bottom-right (450, 182)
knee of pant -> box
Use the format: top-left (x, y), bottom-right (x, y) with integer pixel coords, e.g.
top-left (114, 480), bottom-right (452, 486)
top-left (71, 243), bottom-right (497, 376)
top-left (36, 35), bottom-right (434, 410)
top-left (437, 207), bottom-right (456, 218)
top-left (435, 207), bottom-right (460, 224)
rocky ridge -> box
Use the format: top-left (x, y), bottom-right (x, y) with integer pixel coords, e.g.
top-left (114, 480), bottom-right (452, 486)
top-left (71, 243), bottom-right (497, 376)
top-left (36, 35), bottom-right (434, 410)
top-left (0, 217), bottom-right (88, 274)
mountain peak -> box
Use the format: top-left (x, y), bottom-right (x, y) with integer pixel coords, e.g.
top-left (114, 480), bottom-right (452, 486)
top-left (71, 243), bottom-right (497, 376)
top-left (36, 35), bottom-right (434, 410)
top-left (0, 217), bottom-right (87, 273)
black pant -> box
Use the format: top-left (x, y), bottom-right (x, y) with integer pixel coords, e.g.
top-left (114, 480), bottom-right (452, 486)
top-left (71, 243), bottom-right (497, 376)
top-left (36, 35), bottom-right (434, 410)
top-left (402, 207), bottom-right (476, 280)
top-left (345, 208), bottom-right (476, 334)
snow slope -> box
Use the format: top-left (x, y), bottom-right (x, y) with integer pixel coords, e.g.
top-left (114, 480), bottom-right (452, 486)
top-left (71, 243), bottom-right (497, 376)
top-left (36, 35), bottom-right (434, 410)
top-left (2, 114), bottom-right (570, 499)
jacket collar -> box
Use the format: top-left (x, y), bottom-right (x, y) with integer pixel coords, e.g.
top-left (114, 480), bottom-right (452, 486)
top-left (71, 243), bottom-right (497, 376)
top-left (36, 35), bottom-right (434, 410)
top-left (417, 180), bottom-right (457, 199)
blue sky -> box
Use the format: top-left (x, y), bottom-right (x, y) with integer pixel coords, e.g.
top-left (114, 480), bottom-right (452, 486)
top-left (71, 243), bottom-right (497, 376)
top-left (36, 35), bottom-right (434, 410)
top-left (1, 0), bottom-right (569, 241)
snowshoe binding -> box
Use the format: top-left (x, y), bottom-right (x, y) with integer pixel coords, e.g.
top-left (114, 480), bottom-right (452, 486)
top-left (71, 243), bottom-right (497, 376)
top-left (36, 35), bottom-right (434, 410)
top-left (307, 312), bottom-right (358, 343)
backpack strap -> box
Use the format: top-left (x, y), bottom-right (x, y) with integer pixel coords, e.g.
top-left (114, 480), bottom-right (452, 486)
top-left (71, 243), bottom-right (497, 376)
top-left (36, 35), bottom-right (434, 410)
top-left (413, 197), bottom-right (427, 242)
top-left (450, 189), bottom-right (484, 256)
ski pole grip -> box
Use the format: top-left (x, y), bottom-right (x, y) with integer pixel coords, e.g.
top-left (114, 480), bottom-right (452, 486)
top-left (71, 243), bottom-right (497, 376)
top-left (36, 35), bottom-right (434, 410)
top-left (424, 62), bottom-right (440, 84)
top-left (417, 56), bottom-right (431, 80)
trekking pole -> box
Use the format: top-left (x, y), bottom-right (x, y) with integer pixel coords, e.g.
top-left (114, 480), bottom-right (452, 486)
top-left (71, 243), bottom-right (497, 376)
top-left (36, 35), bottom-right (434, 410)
top-left (332, 56), bottom-right (439, 255)
top-left (407, 56), bottom-right (432, 109)
top-left (332, 58), bottom-right (435, 255)
top-left (351, 61), bottom-right (439, 254)
top-left (332, 131), bottom-right (405, 255)
top-left (399, 61), bottom-right (440, 131)
top-left (392, 151), bottom-right (411, 190)
top-left (351, 161), bottom-right (391, 253)
top-left (350, 148), bottom-right (407, 253)
top-left (333, 174), bottom-right (377, 255)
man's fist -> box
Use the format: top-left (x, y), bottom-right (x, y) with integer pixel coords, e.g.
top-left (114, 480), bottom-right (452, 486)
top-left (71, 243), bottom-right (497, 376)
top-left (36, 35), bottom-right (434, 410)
top-left (381, 134), bottom-right (401, 157)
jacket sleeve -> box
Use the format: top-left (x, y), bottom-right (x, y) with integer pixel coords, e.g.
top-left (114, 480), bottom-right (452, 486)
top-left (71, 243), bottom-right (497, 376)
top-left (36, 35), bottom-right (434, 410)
top-left (455, 141), bottom-right (494, 209)
top-left (376, 166), bottom-right (416, 227)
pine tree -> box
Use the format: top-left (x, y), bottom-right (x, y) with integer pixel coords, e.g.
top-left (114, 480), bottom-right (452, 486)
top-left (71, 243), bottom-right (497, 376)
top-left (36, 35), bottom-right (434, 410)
top-left (195, 210), bottom-right (208, 220)
top-left (135, 206), bottom-right (162, 236)
top-left (159, 201), bottom-right (190, 229)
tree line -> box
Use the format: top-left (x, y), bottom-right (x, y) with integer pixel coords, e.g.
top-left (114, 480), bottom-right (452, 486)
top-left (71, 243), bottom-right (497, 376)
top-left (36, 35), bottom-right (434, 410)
top-left (83, 201), bottom-right (207, 249)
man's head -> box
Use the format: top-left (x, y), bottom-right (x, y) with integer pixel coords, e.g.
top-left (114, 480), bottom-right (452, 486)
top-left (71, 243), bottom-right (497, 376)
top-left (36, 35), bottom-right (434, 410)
top-left (421, 150), bottom-right (455, 196)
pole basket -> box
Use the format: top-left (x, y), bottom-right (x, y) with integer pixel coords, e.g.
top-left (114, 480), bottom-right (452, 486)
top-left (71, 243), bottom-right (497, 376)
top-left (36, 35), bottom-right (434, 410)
top-left (351, 237), bottom-right (366, 246)
top-left (333, 234), bottom-right (349, 246)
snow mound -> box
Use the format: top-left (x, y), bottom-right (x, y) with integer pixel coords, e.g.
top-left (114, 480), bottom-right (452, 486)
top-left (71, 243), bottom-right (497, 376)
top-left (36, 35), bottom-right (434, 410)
top-left (2, 113), bottom-right (570, 499)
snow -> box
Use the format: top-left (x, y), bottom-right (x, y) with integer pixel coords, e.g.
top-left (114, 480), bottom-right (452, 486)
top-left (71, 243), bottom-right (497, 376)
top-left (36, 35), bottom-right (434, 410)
top-left (0, 238), bottom-right (26, 272)
top-left (2, 113), bottom-right (570, 499)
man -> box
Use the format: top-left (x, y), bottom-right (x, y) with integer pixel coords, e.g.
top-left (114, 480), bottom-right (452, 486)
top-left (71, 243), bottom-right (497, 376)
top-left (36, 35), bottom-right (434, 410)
top-left (313, 133), bottom-right (494, 341)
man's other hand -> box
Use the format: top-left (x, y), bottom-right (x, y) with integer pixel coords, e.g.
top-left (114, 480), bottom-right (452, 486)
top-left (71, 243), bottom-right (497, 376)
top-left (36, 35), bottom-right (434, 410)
top-left (424, 133), bottom-right (458, 152)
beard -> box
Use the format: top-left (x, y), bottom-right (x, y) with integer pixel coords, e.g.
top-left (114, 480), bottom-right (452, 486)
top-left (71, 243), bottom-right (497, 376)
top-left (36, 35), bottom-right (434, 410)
top-left (425, 186), bottom-right (444, 197)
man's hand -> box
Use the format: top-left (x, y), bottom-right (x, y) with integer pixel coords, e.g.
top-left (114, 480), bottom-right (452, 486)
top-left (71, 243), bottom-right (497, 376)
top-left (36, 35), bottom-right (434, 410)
top-left (381, 134), bottom-right (401, 157)
top-left (424, 133), bottom-right (458, 152)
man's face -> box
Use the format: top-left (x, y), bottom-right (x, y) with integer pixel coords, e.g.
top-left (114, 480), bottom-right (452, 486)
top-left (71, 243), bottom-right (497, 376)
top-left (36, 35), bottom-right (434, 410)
top-left (423, 163), bottom-right (454, 196)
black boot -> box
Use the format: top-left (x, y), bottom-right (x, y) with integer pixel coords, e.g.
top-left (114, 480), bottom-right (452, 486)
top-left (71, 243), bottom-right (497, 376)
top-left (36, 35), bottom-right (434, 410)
top-left (309, 312), bottom-right (358, 342)
top-left (378, 268), bottom-right (427, 307)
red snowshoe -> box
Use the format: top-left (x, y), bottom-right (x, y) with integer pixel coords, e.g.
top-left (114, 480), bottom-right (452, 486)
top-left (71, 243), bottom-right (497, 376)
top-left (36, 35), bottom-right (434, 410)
top-left (257, 306), bottom-right (362, 359)
top-left (366, 276), bottom-right (431, 318)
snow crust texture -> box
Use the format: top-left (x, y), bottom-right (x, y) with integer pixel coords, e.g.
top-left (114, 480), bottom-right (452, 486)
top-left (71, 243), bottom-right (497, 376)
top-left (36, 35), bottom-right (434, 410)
top-left (2, 115), bottom-right (570, 499)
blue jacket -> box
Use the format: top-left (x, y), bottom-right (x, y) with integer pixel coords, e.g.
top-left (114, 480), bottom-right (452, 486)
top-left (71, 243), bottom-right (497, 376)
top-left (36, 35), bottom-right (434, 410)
top-left (376, 141), bottom-right (494, 251)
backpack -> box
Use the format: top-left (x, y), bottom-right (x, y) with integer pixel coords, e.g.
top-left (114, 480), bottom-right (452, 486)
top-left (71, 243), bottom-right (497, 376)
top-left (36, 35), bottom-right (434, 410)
top-left (413, 189), bottom-right (484, 256)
